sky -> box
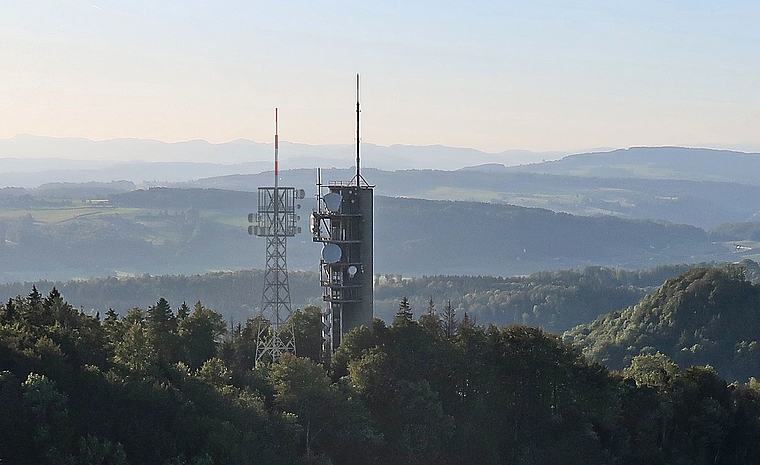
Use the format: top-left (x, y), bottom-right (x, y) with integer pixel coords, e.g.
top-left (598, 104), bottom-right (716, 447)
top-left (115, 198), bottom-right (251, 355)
top-left (2, 0), bottom-right (760, 154)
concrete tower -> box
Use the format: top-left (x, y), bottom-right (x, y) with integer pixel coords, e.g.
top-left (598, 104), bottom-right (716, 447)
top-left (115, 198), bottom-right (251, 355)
top-left (311, 75), bottom-right (374, 352)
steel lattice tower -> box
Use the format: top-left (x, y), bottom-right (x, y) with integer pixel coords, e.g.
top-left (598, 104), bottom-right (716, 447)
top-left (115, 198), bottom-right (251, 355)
top-left (248, 109), bottom-right (304, 363)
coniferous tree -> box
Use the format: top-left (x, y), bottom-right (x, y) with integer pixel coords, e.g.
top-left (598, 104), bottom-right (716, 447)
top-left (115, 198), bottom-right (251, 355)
top-left (147, 297), bottom-right (175, 333)
top-left (419, 296), bottom-right (442, 334)
top-left (1, 297), bottom-right (14, 323)
top-left (28, 285), bottom-right (42, 306)
top-left (26, 285), bottom-right (49, 327)
top-left (103, 308), bottom-right (121, 354)
top-left (442, 300), bottom-right (458, 339)
top-left (145, 297), bottom-right (179, 365)
top-left (104, 308), bottom-right (119, 324)
top-left (460, 312), bottom-right (475, 330)
top-left (393, 297), bottom-right (414, 327)
top-left (177, 301), bottom-right (190, 320)
top-left (44, 287), bottom-right (77, 328)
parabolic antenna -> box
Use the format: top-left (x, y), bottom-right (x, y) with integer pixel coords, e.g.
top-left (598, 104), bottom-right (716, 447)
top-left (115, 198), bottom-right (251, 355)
top-left (322, 243), bottom-right (342, 263)
top-left (348, 265), bottom-right (358, 276)
top-left (324, 192), bottom-right (342, 212)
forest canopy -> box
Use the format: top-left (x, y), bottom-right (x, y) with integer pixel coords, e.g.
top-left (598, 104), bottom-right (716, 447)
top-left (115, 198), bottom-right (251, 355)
top-left (3, 284), bottom-right (760, 464)
top-left (567, 263), bottom-right (760, 383)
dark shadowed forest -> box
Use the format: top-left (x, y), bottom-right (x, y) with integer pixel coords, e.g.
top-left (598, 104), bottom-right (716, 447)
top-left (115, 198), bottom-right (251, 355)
top-left (4, 264), bottom-right (760, 464)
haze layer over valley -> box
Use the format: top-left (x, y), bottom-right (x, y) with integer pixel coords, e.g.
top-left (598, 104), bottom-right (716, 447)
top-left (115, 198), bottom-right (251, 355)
top-left (0, 139), bottom-right (759, 282)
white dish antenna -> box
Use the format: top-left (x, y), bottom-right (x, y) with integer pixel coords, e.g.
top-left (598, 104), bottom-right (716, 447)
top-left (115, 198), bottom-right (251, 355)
top-left (322, 243), bottom-right (342, 263)
top-left (348, 265), bottom-right (358, 277)
top-left (324, 192), bottom-right (342, 212)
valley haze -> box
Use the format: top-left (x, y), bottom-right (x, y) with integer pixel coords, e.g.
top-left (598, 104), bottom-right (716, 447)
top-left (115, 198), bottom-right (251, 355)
top-left (0, 140), bottom-right (758, 282)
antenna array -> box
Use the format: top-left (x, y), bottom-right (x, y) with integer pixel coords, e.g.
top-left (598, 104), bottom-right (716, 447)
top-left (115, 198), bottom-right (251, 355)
top-left (248, 109), bottom-right (305, 363)
top-left (312, 74), bottom-right (374, 353)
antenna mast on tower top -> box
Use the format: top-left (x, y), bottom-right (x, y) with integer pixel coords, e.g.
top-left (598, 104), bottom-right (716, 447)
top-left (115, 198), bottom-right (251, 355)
top-left (356, 73), bottom-right (361, 187)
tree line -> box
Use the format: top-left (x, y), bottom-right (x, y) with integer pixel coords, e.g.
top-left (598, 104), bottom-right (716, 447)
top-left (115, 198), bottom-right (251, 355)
top-left (3, 262), bottom-right (728, 335)
top-left (3, 285), bottom-right (760, 464)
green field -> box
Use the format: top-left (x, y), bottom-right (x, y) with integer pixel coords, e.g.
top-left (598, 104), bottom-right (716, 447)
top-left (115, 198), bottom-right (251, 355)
top-left (424, 187), bottom-right (505, 202)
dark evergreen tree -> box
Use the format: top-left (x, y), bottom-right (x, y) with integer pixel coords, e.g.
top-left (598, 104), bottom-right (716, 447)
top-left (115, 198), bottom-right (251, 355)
top-left (28, 285), bottom-right (42, 306)
top-left (177, 301), bottom-right (191, 320)
top-left (145, 297), bottom-right (179, 365)
top-left (43, 287), bottom-right (78, 328)
top-left (442, 299), bottom-right (458, 339)
top-left (419, 296), bottom-right (442, 334)
top-left (25, 285), bottom-right (51, 327)
top-left (1, 297), bottom-right (15, 323)
top-left (393, 296), bottom-right (414, 327)
top-left (104, 308), bottom-right (119, 324)
top-left (460, 312), bottom-right (475, 330)
top-left (147, 297), bottom-right (176, 333)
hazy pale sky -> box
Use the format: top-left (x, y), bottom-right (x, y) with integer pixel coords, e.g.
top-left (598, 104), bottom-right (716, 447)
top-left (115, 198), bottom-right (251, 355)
top-left (2, 0), bottom-right (760, 153)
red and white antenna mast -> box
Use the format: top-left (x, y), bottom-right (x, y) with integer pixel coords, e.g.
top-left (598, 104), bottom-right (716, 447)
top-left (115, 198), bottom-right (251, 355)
top-left (249, 107), bottom-right (301, 364)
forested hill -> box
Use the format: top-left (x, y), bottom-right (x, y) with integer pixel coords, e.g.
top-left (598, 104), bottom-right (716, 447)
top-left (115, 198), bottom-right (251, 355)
top-left (187, 166), bottom-right (760, 228)
top-left (373, 263), bottom-right (705, 332)
top-left (4, 287), bottom-right (760, 464)
top-left (7, 148), bottom-right (760, 229)
top-left (0, 270), bottom-right (322, 326)
top-left (0, 263), bottom-right (714, 333)
top-left (509, 146), bottom-right (760, 185)
top-left (566, 265), bottom-right (760, 382)
top-left (375, 196), bottom-right (720, 275)
top-left (0, 188), bottom-right (739, 281)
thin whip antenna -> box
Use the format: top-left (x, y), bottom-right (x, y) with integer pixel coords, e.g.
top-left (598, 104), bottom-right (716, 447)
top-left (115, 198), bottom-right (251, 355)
top-left (356, 73), bottom-right (360, 187)
top-left (316, 167), bottom-right (322, 209)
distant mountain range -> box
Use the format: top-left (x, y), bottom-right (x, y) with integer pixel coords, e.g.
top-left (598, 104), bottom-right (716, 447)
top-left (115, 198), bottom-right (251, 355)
top-left (0, 135), bottom-right (566, 185)
top-left (4, 137), bottom-right (760, 187)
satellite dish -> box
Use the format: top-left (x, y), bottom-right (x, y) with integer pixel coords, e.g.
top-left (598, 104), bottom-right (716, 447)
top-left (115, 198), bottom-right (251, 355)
top-left (322, 243), bottom-right (342, 263)
top-left (323, 192), bottom-right (342, 212)
top-left (348, 265), bottom-right (358, 276)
